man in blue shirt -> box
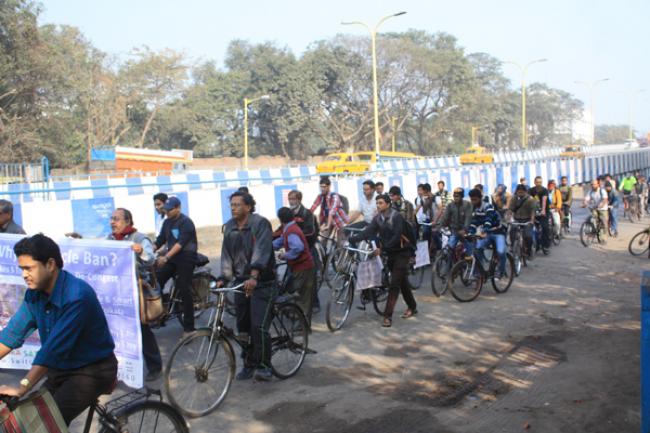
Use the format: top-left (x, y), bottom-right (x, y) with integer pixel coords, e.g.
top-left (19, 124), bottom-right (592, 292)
top-left (0, 234), bottom-right (117, 426)
top-left (468, 188), bottom-right (508, 279)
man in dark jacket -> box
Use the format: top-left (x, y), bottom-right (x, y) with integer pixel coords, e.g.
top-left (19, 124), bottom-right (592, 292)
top-left (287, 190), bottom-right (318, 248)
top-left (0, 200), bottom-right (26, 234)
top-left (349, 194), bottom-right (417, 328)
top-left (217, 191), bottom-right (276, 382)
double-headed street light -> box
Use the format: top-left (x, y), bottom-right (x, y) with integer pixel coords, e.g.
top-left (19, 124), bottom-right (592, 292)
top-left (575, 78), bottom-right (609, 145)
top-left (243, 94), bottom-right (270, 170)
top-left (504, 58), bottom-right (548, 149)
top-left (342, 11), bottom-right (406, 163)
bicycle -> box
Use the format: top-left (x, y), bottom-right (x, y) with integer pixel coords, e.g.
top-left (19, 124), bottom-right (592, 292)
top-left (0, 388), bottom-right (189, 433)
top-left (629, 226), bottom-right (650, 256)
top-left (561, 206), bottom-right (572, 235)
top-left (446, 234), bottom-right (515, 302)
top-left (154, 253), bottom-right (221, 327)
top-left (325, 242), bottom-right (389, 332)
top-left (508, 221), bottom-right (533, 276)
top-left (430, 228), bottom-right (463, 297)
top-left (624, 194), bottom-right (641, 223)
top-left (164, 282), bottom-right (309, 418)
top-left (408, 221), bottom-right (437, 290)
top-left (549, 209), bottom-right (562, 246)
top-left (579, 209), bottom-right (609, 247)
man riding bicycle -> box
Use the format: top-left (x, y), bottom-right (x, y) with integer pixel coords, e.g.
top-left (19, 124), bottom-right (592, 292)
top-left (217, 191), bottom-right (276, 382)
top-left (559, 176), bottom-right (572, 228)
top-left (529, 176), bottom-right (551, 254)
top-left (310, 176), bottom-right (349, 243)
top-left (619, 173), bottom-right (638, 211)
top-left (507, 184), bottom-right (537, 259)
top-left (582, 179), bottom-right (609, 235)
top-left (438, 187), bottom-right (473, 252)
top-left (468, 189), bottom-right (508, 280)
top-left (0, 235), bottom-right (117, 426)
top-left (547, 179), bottom-right (563, 238)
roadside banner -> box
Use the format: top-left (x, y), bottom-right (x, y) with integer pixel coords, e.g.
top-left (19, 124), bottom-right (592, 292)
top-left (0, 234), bottom-right (143, 388)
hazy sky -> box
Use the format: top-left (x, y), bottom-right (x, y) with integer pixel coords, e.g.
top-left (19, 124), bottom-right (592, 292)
top-left (41, 0), bottom-right (650, 135)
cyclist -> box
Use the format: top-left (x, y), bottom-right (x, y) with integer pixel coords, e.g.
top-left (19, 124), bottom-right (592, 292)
top-left (0, 234), bottom-right (117, 426)
top-left (349, 194), bottom-right (417, 328)
top-left (619, 173), bottom-right (638, 211)
top-left (0, 200), bottom-right (26, 234)
top-left (217, 191), bottom-right (276, 382)
top-left (604, 182), bottom-right (619, 236)
top-left (439, 187), bottom-right (473, 251)
top-left (491, 184), bottom-right (511, 216)
top-left (310, 176), bottom-right (349, 242)
top-left (547, 180), bottom-right (563, 238)
top-left (474, 184), bottom-right (491, 204)
top-left (582, 179), bottom-right (609, 235)
top-left (507, 184), bottom-right (537, 259)
top-left (468, 188), bottom-right (507, 280)
top-left (153, 192), bottom-right (168, 237)
top-left (108, 208), bottom-right (162, 382)
top-left (434, 180), bottom-right (451, 218)
top-left (154, 196), bottom-right (198, 337)
top-left (347, 179), bottom-right (377, 229)
top-left (414, 183), bottom-right (435, 242)
top-left (559, 176), bottom-right (573, 228)
top-left (273, 207), bottom-right (316, 326)
top-left (529, 176), bottom-right (550, 254)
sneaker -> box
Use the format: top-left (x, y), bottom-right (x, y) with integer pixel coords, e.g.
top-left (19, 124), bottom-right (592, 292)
top-left (145, 369), bottom-right (162, 382)
top-left (494, 272), bottom-right (504, 281)
top-left (254, 368), bottom-right (273, 382)
top-left (236, 367), bottom-right (255, 381)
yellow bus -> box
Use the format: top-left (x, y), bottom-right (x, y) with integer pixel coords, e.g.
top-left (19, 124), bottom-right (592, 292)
top-left (459, 146), bottom-right (494, 165)
top-left (316, 151), bottom-right (418, 174)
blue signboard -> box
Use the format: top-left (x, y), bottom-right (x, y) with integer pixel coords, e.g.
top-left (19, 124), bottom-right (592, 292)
top-left (72, 197), bottom-right (115, 238)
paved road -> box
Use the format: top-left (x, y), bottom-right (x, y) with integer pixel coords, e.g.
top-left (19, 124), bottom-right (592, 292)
top-left (1, 203), bottom-right (644, 432)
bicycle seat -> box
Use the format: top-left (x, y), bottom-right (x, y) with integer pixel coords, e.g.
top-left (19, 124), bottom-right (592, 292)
top-left (195, 253), bottom-right (210, 267)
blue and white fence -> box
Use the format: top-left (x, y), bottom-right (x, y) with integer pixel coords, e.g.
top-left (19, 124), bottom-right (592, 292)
top-left (1, 148), bottom-right (649, 238)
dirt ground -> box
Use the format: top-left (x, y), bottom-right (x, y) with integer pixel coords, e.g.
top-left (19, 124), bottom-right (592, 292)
top-left (0, 194), bottom-right (643, 433)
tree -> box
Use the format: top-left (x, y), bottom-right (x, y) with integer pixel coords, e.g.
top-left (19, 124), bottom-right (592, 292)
top-left (595, 124), bottom-right (631, 144)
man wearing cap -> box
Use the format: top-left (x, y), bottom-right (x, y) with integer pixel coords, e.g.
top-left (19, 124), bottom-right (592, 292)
top-left (154, 196), bottom-right (198, 336)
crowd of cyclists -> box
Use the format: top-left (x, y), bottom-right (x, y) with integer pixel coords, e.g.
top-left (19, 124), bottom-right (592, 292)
top-left (0, 168), bottom-right (648, 427)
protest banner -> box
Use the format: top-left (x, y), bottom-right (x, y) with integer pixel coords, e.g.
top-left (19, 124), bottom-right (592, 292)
top-left (0, 234), bottom-right (143, 388)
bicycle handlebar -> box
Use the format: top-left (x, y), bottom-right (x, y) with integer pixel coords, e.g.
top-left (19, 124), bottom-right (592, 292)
top-left (210, 283), bottom-right (246, 294)
top-left (0, 394), bottom-right (19, 411)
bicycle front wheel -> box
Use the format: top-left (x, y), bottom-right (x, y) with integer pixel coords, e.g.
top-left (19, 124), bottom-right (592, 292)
top-left (371, 286), bottom-right (389, 315)
top-left (100, 400), bottom-right (189, 433)
top-left (511, 238), bottom-right (522, 276)
top-left (270, 303), bottom-right (309, 379)
top-left (448, 260), bottom-right (482, 303)
top-left (629, 229), bottom-right (650, 256)
top-left (325, 274), bottom-right (354, 332)
top-left (164, 329), bottom-right (235, 418)
top-left (579, 221), bottom-right (596, 247)
top-left (491, 253), bottom-right (515, 294)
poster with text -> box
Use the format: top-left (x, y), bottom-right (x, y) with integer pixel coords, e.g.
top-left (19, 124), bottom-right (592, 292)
top-left (0, 234), bottom-right (143, 388)
top-left (72, 197), bottom-right (115, 238)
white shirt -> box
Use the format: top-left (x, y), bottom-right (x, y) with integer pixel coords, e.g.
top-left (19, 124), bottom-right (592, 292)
top-left (155, 213), bottom-right (166, 237)
top-left (358, 193), bottom-right (377, 223)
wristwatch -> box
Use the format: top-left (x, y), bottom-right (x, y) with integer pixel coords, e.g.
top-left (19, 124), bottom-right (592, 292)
top-left (19, 378), bottom-right (30, 388)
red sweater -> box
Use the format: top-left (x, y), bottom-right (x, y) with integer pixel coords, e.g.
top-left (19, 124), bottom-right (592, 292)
top-left (283, 223), bottom-right (314, 272)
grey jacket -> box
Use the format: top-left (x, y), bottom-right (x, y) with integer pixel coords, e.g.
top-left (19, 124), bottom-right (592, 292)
top-left (220, 214), bottom-right (276, 283)
top-left (0, 220), bottom-right (26, 235)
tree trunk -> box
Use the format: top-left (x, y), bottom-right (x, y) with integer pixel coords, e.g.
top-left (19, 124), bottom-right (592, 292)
top-left (139, 105), bottom-right (159, 148)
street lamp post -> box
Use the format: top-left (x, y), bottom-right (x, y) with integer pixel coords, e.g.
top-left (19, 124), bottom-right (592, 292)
top-left (624, 89), bottom-right (646, 140)
top-left (342, 12), bottom-right (406, 163)
top-left (575, 78), bottom-right (609, 145)
top-left (504, 58), bottom-right (548, 149)
top-left (243, 94), bottom-right (270, 170)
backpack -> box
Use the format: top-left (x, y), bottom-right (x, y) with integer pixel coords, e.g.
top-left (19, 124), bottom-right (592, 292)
top-left (338, 193), bottom-right (350, 215)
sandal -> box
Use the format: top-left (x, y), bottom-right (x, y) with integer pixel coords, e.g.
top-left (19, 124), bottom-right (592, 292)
top-left (401, 309), bottom-right (418, 319)
top-left (382, 318), bottom-right (392, 328)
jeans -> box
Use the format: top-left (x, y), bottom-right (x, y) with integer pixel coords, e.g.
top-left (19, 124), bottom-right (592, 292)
top-left (156, 259), bottom-right (196, 331)
top-left (476, 234), bottom-right (507, 275)
top-left (235, 282), bottom-right (277, 369)
top-left (44, 354), bottom-right (118, 426)
top-left (536, 214), bottom-right (551, 249)
top-left (609, 207), bottom-right (618, 233)
top-left (383, 252), bottom-right (417, 319)
top-left (448, 234), bottom-right (471, 256)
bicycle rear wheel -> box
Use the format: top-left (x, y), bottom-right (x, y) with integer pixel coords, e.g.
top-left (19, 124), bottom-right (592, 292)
top-left (164, 330), bottom-right (235, 418)
top-left (511, 238), bottom-right (522, 276)
top-left (371, 286), bottom-right (389, 315)
top-left (491, 253), bottom-right (515, 294)
top-left (175, 273), bottom-right (219, 327)
top-left (431, 254), bottom-right (451, 297)
top-left (629, 229), bottom-right (650, 256)
top-left (325, 274), bottom-right (354, 332)
top-left (447, 260), bottom-right (482, 302)
top-left (408, 265), bottom-right (425, 290)
top-left (270, 303), bottom-right (309, 379)
top-left (100, 400), bottom-right (189, 433)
